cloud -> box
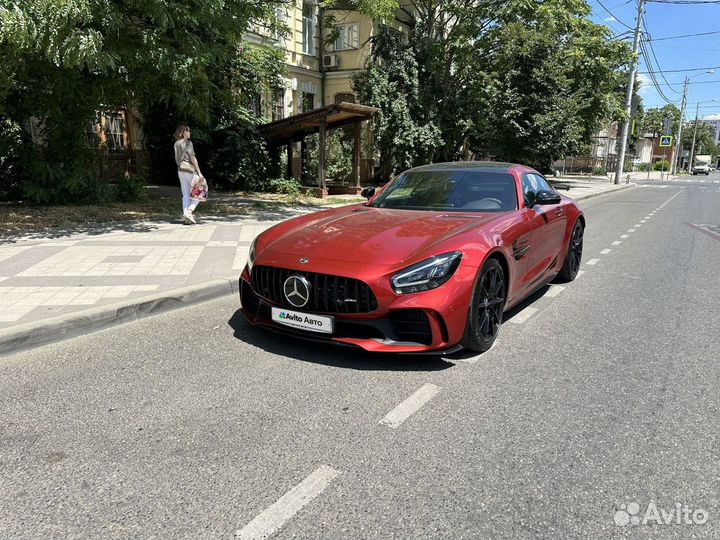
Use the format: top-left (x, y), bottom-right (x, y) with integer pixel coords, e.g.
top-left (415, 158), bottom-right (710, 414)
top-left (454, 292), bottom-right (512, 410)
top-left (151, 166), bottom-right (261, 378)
top-left (604, 16), bottom-right (617, 22)
top-left (637, 73), bottom-right (652, 94)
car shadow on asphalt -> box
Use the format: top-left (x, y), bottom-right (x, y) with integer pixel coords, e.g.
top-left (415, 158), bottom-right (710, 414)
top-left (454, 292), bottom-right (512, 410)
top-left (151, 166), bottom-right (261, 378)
top-left (227, 310), bottom-right (455, 372)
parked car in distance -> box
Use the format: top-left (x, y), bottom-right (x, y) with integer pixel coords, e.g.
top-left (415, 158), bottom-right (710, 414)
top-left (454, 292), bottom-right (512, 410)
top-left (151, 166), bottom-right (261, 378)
top-left (239, 162), bottom-right (585, 354)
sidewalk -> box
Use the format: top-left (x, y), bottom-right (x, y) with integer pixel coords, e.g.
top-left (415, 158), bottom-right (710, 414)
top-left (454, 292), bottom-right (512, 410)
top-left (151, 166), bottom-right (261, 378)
top-left (549, 175), bottom-right (637, 200)
top-left (0, 182), bottom-right (636, 355)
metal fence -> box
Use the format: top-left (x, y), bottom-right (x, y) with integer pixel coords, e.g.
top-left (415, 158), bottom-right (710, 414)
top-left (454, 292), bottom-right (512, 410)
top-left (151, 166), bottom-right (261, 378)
top-left (551, 154), bottom-right (655, 176)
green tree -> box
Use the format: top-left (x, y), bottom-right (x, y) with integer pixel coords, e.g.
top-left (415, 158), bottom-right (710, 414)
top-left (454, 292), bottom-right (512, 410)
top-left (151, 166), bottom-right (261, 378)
top-left (681, 122), bottom-right (716, 158)
top-left (304, 130), bottom-right (354, 183)
top-left (352, 25), bottom-right (442, 178)
top-left (327, 0), bottom-right (399, 19)
top-left (465, 0), bottom-right (631, 170)
top-left (639, 104), bottom-right (681, 137)
top-left (0, 0), bottom-right (286, 201)
top-left (355, 0), bottom-right (631, 172)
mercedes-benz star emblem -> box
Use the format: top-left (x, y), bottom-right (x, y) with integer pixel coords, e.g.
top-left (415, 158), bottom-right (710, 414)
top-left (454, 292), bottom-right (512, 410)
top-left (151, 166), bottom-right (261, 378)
top-left (283, 275), bottom-right (311, 308)
top-left (299, 257), bottom-right (309, 264)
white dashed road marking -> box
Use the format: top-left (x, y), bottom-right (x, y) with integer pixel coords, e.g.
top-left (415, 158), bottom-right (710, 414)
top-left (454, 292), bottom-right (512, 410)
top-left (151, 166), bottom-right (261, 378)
top-left (586, 258), bottom-right (600, 266)
top-left (600, 249), bottom-right (612, 255)
top-left (612, 241), bottom-right (622, 246)
top-left (380, 384), bottom-right (440, 428)
top-left (236, 466), bottom-right (341, 540)
top-left (576, 270), bottom-right (585, 278)
top-left (620, 234), bottom-right (629, 239)
top-left (509, 306), bottom-right (538, 324)
top-left (546, 285), bottom-right (565, 298)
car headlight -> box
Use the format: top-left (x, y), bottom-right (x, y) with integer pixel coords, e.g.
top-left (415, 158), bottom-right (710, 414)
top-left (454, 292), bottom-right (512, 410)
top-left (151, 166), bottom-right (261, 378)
top-left (391, 252), bottom-right (463, 294)
top-left (247, 237), bottom-right (257, 270)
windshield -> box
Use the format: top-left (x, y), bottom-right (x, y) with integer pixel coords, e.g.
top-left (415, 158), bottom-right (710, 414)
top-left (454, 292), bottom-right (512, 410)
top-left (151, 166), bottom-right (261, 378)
top-left (369, 170), bottom-right (518, 212)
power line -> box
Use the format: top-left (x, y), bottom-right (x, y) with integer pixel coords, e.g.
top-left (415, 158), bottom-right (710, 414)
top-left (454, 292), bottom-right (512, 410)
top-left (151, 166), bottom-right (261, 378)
top-left (641, 17), bottom-right (682, 94)
top-left (637, 64), bottom-right (720, 73)
top-left (649, 29), bottom-right (720, 41)
top-left (653, 44), bottom-right (720, 51)
top-left (648, 1), bottom-right (720, 4)
top-left (663, 79), bottom-right (720, 86)
top-left (594, 0), bottom-right (636, 30)
top-left (638, 40), bottom-right (676, 103)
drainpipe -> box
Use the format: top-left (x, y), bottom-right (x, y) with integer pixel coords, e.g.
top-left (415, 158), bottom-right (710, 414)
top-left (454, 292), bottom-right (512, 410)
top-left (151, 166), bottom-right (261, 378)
top-left (318, 5), bottom-right (326, 107)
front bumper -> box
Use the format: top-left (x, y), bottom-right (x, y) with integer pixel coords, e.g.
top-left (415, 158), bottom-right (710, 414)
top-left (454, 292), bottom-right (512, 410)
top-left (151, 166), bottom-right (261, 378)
top-left (238, 263), bottom-right (477, 353)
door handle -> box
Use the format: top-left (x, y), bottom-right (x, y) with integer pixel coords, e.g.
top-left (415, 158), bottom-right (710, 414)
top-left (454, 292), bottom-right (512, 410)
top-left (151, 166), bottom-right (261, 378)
top-left (555, 208), bottom-right (564, 216)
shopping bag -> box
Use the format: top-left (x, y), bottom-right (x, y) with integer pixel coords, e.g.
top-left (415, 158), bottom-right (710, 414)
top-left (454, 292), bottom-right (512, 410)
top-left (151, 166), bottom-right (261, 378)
top-left (190, 176), bottom-right (208, 202)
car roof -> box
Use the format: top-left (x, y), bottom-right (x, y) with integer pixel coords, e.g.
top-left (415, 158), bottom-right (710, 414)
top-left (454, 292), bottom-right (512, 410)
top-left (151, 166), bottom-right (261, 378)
top-left (406, 161), bottom-right (536, 174)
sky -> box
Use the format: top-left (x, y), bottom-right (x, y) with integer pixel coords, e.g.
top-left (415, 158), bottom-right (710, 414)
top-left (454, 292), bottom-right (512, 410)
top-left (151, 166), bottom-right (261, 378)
top-left (587, 0), bottom-right (720, 120)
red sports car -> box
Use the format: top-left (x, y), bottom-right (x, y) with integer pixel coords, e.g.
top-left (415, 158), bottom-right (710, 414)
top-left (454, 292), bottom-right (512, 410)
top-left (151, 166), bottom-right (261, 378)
top-left (239, 162), bottom-right (584, 354)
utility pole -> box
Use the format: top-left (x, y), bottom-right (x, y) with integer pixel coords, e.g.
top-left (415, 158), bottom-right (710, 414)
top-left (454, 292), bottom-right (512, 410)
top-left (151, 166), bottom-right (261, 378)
top-left (688, 102), bottom-right (700, 173)
top-left (672, 77), bottom-right (689, 174)
top-left (614, 0), bottom-right (645, 185)
top-left (689, 98), bottom-right (716, 170)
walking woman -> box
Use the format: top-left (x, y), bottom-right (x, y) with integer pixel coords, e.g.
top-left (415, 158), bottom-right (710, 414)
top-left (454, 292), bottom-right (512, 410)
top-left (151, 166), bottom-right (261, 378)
top-left (174, 124), bottom-right (204, 224)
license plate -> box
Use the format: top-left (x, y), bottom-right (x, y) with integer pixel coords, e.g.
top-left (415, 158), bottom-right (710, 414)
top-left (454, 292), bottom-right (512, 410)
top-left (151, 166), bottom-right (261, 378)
top-left (271, 307), bottom-right (334, 334)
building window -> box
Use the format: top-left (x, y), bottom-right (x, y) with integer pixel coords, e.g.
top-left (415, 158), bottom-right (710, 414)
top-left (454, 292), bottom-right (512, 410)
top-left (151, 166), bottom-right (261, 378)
top-left (248, 94), bottom-right (262, 118)
top-left (333, 23), bottom-right (359, 51)
top-left (301, 92), bottom-right (315, 113)
top-left (334, 93), bottom-right (355, 104)
top-left (84, 116), bottom-right (101, 150)
top-left (104, 112), bottom-right (126, 154)
top-left (85, 112), bottom-right (126, 153)
top-left (302, 2), bottom-right (316, 56)
top-left (273, 88), bottom-right (285, 121)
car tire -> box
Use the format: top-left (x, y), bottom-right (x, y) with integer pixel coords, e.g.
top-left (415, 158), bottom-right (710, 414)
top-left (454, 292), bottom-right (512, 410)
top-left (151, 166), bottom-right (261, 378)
top-left (557, 219), bottom-right (584, 282)
top-left (463, 258), bottom-right (506, 353)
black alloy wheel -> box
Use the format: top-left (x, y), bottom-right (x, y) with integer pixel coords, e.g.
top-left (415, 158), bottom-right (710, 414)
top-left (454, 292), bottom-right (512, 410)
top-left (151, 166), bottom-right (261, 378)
top-left (558, 219), bottom-right (584, 282)
top-left (463, 258), bottom-right (506, 353)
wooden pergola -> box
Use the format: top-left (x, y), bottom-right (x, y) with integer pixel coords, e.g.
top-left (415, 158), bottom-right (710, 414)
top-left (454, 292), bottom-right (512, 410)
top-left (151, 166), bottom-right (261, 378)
top-left (258, 102), bottom-right (379, 194)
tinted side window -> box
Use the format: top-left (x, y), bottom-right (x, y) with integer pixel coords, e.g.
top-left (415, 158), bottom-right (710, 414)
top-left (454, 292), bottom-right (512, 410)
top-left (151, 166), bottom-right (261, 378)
top-left (531, 174), bottom-right (553, 193)
top-left (522, 174), bottom-right (554, 206)
top-left (522, 174), bottom-right (538, 205)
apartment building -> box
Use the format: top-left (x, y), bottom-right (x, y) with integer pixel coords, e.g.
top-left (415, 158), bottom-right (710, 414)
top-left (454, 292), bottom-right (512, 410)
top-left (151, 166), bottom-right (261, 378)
top-left (246, 2), bottom-right (409, 120)
top-left (701, 114), bottom-right (720, 146)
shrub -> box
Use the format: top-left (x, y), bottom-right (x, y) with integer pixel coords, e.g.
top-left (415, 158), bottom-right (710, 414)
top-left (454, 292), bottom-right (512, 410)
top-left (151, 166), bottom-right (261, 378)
top-left (303, 130), bottom-right (353, 184)
top-left (113, 173), bottom-right (148, 202)
top-left (23, 159), bottom-right (113, 204)
top-left (0, 117), bottom-right (25, 202)
top-left (653, 160), bottom-right (670, 171)
top-left (592, 167), bottom-right (607, 176)
top-left (205, 124), bottom-right (272, 192)
top-left (268, 178), bottom-right (301, 197)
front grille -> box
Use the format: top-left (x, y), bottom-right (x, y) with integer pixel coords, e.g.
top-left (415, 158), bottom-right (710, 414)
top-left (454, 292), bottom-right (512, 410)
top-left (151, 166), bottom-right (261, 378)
top-left (251, 265), bottom-right (378, 314)
top-left (389, 310), bottom-right (433, 345)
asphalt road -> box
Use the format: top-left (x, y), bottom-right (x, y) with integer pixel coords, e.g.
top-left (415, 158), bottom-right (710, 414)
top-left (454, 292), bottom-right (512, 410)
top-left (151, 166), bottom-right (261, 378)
top-left (2, 177), bottom-right (720, 539)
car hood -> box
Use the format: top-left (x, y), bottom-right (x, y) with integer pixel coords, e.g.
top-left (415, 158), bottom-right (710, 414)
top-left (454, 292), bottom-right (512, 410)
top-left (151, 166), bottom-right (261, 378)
top-left (264, 207), bottom-right (500, 265)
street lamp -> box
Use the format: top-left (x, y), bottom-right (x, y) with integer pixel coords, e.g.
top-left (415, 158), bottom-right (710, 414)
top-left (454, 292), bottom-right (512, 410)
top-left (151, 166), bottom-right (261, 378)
top-left (673, 70), bottom-right (714, 175)
top-left (689, 98), bottom-right (717, 172)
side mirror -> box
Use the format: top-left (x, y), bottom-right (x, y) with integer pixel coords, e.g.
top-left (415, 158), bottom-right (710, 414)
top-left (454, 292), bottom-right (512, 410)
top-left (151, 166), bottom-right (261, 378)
top-left (534, 190), bottom-right (561, 206)
top-left (361, 187), bottom-right (376, 199)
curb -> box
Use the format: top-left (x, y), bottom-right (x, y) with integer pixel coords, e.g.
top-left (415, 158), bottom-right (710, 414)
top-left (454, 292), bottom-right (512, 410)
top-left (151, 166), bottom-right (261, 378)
top-left (560, 183), bottom-right (637, 201)
top-left (0, 277), bottom-right (239, 357)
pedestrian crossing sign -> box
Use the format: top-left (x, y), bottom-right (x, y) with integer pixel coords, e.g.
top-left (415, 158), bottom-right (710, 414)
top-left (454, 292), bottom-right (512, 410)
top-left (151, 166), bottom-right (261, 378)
top-left (659, 135), bottom-right (673, 147)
